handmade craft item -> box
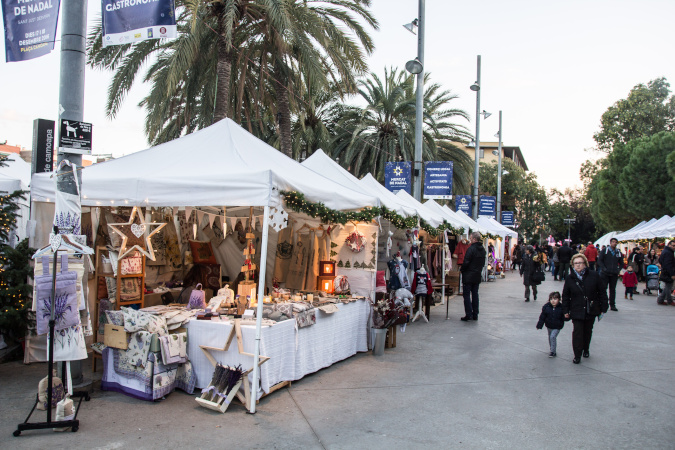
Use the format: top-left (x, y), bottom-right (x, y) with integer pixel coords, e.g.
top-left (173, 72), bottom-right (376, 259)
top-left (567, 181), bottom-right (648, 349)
top-left (108, 206), bottom-right (166, 260)
top-left (345, 230), bottom-right (367, 253)
top-left (187, 283), bottom-right (207, 310)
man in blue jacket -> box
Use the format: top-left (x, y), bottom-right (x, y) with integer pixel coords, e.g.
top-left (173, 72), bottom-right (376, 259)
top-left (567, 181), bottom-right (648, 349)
top-left (460, 232), bottom-right (486, 321)
top-left (597, 237), bottom-right (622, 311)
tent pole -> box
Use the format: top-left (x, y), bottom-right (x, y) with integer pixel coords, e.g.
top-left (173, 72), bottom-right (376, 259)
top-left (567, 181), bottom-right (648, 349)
top-left (249, 205), bottom-right (270, 414)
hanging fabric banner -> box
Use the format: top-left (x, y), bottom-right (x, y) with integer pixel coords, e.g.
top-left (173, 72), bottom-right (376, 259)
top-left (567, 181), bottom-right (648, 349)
top-left (384, 161), bottom-right (411, 194)
top-left (101, 0), bottom-right (177, 47)
top-left (1, 0), bottom-right (61, 62)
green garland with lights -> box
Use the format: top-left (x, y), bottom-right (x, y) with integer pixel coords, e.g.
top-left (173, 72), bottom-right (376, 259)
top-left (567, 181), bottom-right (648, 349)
top-left (281, 190), bottom-right (476, 236)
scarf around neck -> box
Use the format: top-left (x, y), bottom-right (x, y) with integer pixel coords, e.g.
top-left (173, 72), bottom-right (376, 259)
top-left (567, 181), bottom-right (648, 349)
top-left (573, 268), bottom-right (586, 281)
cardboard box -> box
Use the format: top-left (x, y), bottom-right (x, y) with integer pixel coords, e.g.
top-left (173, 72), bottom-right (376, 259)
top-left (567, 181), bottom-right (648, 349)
top-left (104, 324), bottom-right (128, 349)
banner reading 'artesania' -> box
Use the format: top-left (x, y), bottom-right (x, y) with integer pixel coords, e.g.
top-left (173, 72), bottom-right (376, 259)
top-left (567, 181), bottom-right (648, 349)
top-left (101, 0), bottom-right (176, 47)
top-left (1, 0), bottom-right (61, 62)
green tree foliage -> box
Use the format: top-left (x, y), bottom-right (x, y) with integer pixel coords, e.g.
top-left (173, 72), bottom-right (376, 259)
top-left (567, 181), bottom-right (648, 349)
top-left (478, 159), bottom-right (548, 242)
top-left (331, 68), bottom-right (473, 192)
top-left (593, 77), bottom-right (675, 153)
top-left (548, 189), bottom-right (596, 243)
top-left (619, 131), bottom-right (675, 217)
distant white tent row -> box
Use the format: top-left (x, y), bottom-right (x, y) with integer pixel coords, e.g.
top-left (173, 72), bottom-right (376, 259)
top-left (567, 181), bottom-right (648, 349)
top-left (0, 155), bottom-right (31, 245)
top-left (613, 215), bottom-right (674, 241)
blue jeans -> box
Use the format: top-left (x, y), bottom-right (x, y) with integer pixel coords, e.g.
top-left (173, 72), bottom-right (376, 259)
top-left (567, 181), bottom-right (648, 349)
top-left (548, 328), bottom-right (560, 354)
top-left (463, 283), bottom-right (480, 318)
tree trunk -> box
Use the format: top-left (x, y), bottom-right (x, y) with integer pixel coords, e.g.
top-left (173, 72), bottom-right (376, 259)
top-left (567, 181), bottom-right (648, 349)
top-left (214, 14), bottom-right (233, 123)
top-left (276, 68), bottom-right (293, 158)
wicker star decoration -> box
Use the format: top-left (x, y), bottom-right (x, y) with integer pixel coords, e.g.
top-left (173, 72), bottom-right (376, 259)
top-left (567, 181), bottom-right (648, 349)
top-left (108, 206), bottom-right (166, 261)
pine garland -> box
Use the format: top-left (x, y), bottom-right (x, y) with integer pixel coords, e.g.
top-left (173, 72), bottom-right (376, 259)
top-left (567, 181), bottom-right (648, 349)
top-left (280, 190), bottom-right (472, 236)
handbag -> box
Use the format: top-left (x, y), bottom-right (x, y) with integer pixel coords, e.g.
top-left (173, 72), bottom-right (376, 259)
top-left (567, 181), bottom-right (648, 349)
top-left (187, 283), bottom-right (207, 310)
top-left (532, 267), bottom-right (546, 283)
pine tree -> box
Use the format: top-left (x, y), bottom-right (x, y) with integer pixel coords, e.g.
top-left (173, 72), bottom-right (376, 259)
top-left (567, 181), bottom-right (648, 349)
top-left (0, 155), bottom-right (34, 343)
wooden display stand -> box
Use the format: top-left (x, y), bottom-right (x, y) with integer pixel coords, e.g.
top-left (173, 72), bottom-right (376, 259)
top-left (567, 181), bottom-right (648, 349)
top-left (195, 376), bottom-right (243, 413)
top-left (92, 245), bottom-right (146, 371)
top-left (385, 325), bottom-right (397, 348)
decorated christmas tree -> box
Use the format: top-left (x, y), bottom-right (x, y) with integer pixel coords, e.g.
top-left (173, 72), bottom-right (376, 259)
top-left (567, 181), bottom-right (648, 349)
top-left (0, 156), bottom-right (33, 345)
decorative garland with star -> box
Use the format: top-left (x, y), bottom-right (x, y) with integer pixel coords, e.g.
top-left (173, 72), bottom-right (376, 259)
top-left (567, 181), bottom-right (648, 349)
top-left (279, 190), bottom-right (489, 237)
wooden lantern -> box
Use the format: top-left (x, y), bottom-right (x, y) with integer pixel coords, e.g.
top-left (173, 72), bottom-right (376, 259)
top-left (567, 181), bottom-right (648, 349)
top-left (319, 260), bottom-right (335, 277)
top-left (317, 276), bottom-right (334, 294)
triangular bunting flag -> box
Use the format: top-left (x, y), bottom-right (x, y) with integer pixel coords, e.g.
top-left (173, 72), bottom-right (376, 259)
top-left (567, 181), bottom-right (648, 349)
top-left (173, 207), bottom-right (179, 216)
top-left (185, 207), bottom-right (193, 221)
top-left (229, 217), bottom-right (238, 231)
top-left (196, 210), bottom-right (205, 226)
top-left (208, 213), bottom-right (216, 228)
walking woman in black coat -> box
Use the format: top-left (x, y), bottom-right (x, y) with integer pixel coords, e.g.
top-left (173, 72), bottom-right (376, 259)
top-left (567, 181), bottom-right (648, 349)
top-left (562, 253), bottom-right (608, 364)
top-left (520, 245), bottom-right (540, 301)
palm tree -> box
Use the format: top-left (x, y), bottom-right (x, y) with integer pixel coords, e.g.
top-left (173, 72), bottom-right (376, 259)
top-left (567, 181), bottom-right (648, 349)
top-left (331, 67), bottom-right (474, 192)
top-left (87, 0), bottom-right (377, 152)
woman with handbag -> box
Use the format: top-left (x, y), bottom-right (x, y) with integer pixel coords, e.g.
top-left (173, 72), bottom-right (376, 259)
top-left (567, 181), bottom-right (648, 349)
top-left (520, 246), bottom-right (541, 301)
top-left (562, 253), bottom-right (608, 364)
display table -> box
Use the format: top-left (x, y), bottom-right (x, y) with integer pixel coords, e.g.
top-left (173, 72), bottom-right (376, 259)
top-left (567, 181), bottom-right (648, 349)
top-left (187, 299), bottom-right (370, 399)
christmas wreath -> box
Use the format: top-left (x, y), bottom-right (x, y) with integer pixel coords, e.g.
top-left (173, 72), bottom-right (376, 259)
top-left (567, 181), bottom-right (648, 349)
top-left (345, 230), bottom-right (367, 253)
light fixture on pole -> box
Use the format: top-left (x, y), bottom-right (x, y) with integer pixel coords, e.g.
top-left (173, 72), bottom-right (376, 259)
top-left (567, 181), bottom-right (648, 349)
top-left (404, 1), bottom-right (425, 202)
top-left (403, 18), bottom-right (418, 35)
top-left (564, 215), bottom-right (576, 241)
top-left (471, 55), bottom-right (482, 219)
top-left (482, 110), bottom-right (492, 119)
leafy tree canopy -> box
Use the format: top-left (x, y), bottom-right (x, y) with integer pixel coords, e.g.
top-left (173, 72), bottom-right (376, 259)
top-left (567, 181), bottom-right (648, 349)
top-left (593, 77), bottom-right (675, 153)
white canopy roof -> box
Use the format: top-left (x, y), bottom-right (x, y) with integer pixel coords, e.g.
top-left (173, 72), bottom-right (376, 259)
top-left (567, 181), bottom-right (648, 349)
top-left (31, 119), bottom-right (378, 210)
top-left (649, 216), bottom-right (675, 238)
top-left (0, 155), bottom-right (31, 192)
top-left (394, 190), bottom-right (445, 228)
top-left (615, 216), bottom-right (672, 241)
top-left (477, 216), bottom-right (518, 239)
top-left (594, 231), bottom-right (622, 247)
top-left (301, 150), bottom-right (417, 217)
top-left (440, 204), bottom-right (490, 234)
top-left (422, 199), bottom-right (472, 231)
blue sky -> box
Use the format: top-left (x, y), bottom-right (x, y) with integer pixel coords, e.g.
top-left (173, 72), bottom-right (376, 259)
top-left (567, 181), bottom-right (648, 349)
top-left (2, 0), bottom-right (674, 192)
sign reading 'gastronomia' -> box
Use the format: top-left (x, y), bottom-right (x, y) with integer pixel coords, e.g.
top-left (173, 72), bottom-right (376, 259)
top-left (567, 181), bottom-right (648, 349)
top-left (102, 0), bottom-right (176, 47)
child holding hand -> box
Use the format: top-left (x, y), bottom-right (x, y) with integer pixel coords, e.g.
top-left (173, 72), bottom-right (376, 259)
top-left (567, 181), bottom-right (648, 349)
top-left (536, 291), bottom-right (566, 357)
top-left (622, 265), bottom-right (638, 300)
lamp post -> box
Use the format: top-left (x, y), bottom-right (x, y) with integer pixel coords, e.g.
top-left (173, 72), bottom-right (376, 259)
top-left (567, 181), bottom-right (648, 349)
top-left (404, 0), bottom-right (425, 202)
top-left (564, 215), bottom-right (576, 242)
top-left (470, 55), bottom-right (482, 219)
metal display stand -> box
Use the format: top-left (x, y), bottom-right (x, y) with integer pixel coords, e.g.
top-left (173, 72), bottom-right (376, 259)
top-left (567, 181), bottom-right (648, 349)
top-left (14, 234), bottom-right (91, 436)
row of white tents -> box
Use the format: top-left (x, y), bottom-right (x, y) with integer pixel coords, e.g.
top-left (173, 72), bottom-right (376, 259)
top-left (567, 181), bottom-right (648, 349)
top-left (594, 215), bottom-right (675, 247)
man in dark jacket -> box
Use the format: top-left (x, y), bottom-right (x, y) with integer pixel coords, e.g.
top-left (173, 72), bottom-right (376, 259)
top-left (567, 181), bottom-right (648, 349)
top-left (557, 242), bottom-right (573, 280)
top-left (657, 240), bottom-right (675, 305)
top-left (597, 237), bottom-right (622, 311)
top-left (460, 231), bottom-right (486, 321)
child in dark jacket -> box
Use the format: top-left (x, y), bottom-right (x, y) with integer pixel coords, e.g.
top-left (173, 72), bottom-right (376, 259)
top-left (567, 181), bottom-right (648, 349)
top-left (622, 265), bottom-right (638, 300)
top-left (536, 291), bottom-right (566, 357)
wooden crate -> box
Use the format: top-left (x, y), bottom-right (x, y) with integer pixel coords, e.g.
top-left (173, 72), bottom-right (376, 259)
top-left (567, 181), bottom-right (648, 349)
top-left (195, 379), bottom-right (242, 413)
top-left (103, 324), bottom-right (128, 350)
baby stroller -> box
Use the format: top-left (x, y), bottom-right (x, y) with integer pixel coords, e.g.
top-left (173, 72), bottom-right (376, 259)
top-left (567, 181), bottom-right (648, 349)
top-left (643, 264), bottom-right (660, 295)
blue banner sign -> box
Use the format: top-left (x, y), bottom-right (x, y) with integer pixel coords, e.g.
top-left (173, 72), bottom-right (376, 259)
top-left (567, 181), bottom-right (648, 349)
top-left (2, 0), bottom-right (60, 62)
top-left (479, 195), bottom-right (496, 219)
top-left (501, 211), bottom-right (515, 226)
top-left (423, 161), bottom-right (453, 199)
top-left (102, 0), bottom-right (176, 47)
top-left (385, 161), bottom-right (411, 194)
top-left (455, 195), bottom-right (472, 215)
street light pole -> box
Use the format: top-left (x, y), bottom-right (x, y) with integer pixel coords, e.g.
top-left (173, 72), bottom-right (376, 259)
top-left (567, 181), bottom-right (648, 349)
top-left (471, 56), bottom-right (482, 220)
top-left (412, 0), bottom-right (425, 202)
top-left (496, 110), bottom-right (502, 223)
top-left (564, 215), bottom-right (576, 242)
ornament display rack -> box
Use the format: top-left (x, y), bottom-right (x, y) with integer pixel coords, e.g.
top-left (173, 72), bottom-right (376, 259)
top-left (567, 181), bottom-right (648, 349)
top-left (15, 243), bottom-right (90, 436)
top-left (91, 246), bottom-right (146, 371)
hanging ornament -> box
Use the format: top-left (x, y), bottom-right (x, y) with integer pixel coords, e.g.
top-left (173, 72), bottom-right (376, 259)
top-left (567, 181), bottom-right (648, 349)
top-left (345, 230), bottom-right (367, 253)
top-left (108, 206), bottom-right (166, 261)
top-left (268, 206), bottom-right (289, 232)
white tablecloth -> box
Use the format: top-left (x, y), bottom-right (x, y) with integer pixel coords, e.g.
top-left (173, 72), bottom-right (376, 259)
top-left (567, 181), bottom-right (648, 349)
top-left (186, 300), bottom-right (370, 399)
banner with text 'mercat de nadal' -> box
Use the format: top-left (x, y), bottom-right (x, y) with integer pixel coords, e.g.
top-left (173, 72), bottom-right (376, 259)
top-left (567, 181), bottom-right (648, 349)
top-left (102, 0), bottom-right (176, 47)
top-left (1, 0), bottom-right (61, 62)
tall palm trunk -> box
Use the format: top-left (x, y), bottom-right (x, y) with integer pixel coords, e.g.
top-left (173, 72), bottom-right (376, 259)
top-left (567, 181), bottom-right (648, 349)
top-left (276, 62), bottom-right (293, 158)
top-left (214, 13), bottom-right (233, 122)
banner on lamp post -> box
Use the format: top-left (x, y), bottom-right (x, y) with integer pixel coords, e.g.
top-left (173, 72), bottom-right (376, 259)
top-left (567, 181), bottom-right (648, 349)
top-left (1, 0), bottom-right (60, 62)
top-left (385, 161), bottom-right (411, 194)
top-left (501, 211), bottom-right (515, 226)
top-left (478, 195), bottom-right (496, 219)
top-left (31, 118), bottom-right (55, 174)
top-left (455, 195), bottom-right (472, 215)
top-left (102, 0), bottom-right (176, 47)
top-left (423, 161), bottom-right (453, 199)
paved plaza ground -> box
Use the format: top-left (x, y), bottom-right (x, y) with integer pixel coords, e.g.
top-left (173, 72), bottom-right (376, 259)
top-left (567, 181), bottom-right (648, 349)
top-left (1, 270), bottom-right (674, 449)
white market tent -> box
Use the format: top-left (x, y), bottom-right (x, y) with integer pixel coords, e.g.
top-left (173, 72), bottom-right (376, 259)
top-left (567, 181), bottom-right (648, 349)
top-left (477, 217), bottom-right (518, 240)
top-left (394, 190), bottom-right (445, 228)
top-left (0, 155), bottom-right (31, 244)
top-left (650, 216), bottom-right (675, 238)
top-left (439, 204), bottom-right (489, 235)
top-left (301, 150), bottom-right (417, 217)
top-left (615, 216), bottom-right (672, 241)
top-left (422, 199), bottom-right (475, 232)
top-left (29, 118), bottom-right (380, 414)
top-left (594, 231), bottom-right (622, 248)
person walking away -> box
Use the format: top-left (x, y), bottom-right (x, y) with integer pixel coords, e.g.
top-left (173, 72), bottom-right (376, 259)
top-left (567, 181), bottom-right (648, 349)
top-left (584, 242), bottom-right (598, 271)
top-left (520, 246), bottom-right (540, 301)
top-left (460, 232), bottom-right (486, 321)
top-left (622, 265), bottom-right (638, 300)
top-left (552, 244), bottom-right (560, 280)
top-left (558, 242), bottom-right (573, 280)
top-left (562, 254), bottom-right (608, 364)
top-left (657, 240), bottom-right (675, 305)
top-left (512, 243), bottom-right (522, 272)
top-left (536, 291), bottom-right (566, 357)
top-left (597, 237), bottom-right (622, 311)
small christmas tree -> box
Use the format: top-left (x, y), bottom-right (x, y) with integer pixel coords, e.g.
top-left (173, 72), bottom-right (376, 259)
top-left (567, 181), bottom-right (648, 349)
top-left (0, 156), bottom-right (34, 345)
